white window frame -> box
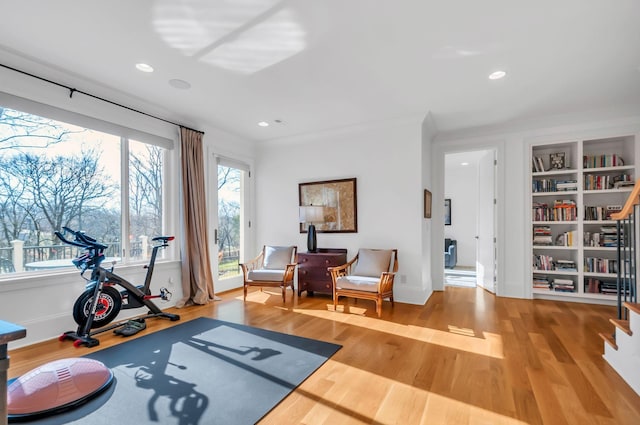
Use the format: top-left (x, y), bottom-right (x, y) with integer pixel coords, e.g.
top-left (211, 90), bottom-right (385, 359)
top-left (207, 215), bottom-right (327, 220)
top-left (0, 91), bottom-right (180, 280)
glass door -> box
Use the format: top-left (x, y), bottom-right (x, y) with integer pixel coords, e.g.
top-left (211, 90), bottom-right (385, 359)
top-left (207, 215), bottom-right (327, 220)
top-left (215, 157), bottom-right (250, 289)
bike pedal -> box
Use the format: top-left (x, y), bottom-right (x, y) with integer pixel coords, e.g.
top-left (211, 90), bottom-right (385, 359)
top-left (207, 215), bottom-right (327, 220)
top-left (160, 287), bottom-right (172, 301)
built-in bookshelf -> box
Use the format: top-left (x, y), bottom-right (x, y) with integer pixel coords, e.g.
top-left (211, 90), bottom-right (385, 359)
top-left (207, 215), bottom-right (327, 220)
top-left (530, 135), bottom-right (637, 303)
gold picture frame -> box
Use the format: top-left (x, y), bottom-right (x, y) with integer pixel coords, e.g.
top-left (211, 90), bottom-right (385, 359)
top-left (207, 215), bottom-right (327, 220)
top-left (299, 178), bottom-right (357, 233)
top-left (424, 189), bottom-right (432, 218)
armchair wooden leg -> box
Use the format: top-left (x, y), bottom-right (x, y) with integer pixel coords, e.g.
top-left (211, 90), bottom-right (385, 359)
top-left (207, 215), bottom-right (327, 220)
top-left (376, 297), bottom-right (382, 317)
top-left (243, 284), bottom-right (247, 301)
top-left (333, 295), bottom-right (338, 312)
top-left (281, 286), bottom-right (286, 303)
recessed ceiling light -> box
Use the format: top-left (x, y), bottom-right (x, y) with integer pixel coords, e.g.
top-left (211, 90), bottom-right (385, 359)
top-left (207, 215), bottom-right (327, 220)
top-left (135, 63), bottom-right (154, 73)
top-left (258, 121), bottom-right (269, 127)
top-left (489, 70), bottom-right (506, 80)
top-left (461, 162), bottom-right (469, 166)
top-left (168, 79), bottom-right (191, 90)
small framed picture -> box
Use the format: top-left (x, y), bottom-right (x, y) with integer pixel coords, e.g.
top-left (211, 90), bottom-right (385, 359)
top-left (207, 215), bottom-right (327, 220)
top-left (550, 152), bottom-right (566, 169)
top-left (424, 189), bottom-right (432, 218)
top-left (444, 199), bottom-right (451, 225)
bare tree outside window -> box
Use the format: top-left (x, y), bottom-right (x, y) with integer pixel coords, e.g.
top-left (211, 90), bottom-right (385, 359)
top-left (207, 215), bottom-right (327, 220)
top-left (0, 105), bottom-right (165, 274)
top-left (217, 165), bottom-right (241, 277)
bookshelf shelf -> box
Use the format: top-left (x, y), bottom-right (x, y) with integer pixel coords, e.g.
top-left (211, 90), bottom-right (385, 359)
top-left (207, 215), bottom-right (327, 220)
top-left (532, 270), bottom-right (578, 276)
top-left (583, 272), bottom-right (622, 279)
top-left (532, 245), bottom-right (578, 250)
top-left (532, 169), bottom-right (578, 177)
top-left (583, 246), bottom-right (618, 251)
top-left (530, 134), bottom-right (637, 303)
top-left (583, 165), bottom-right (635, 173)
top-left (584, 189), bottom-right (633, 195)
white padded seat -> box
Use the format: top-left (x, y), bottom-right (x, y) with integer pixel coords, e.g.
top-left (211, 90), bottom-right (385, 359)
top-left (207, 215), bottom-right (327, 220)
top-left (335, 275), bottom-right (380, 292)
top-left (247, 269), bottom-right (285, 282)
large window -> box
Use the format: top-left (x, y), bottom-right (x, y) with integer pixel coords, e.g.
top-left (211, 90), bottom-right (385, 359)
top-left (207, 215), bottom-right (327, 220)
top-left (0, 103), bottom-right (171, 275)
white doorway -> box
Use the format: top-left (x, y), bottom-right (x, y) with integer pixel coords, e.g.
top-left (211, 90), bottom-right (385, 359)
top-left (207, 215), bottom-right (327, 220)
top-left (444, 149), bottom-right (497, 292)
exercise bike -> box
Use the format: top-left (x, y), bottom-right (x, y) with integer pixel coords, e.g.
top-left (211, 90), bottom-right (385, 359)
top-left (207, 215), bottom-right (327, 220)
top-left (56, 227), bottom-right (180, 348)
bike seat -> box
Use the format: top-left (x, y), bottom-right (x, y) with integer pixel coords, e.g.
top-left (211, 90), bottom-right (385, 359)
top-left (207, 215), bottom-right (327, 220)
top-left (152, 236), bottom-right (175, 243)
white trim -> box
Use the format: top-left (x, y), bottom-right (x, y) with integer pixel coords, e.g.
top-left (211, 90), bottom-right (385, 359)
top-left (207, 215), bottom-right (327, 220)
top-left (432, 139), bottom-right (506, 297)
top-left (215, 154), bottom-right (251, 172)
top-left (0, 91), bottom-right (174, 149)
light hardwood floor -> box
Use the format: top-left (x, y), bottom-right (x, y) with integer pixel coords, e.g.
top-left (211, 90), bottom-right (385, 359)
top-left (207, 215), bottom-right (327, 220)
top-left (8, 286), bottom-right (640, 424)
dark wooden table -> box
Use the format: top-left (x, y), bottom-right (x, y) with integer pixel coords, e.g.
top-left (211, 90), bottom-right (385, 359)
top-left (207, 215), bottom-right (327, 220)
top-left (297, 248), bottom-right (347, 296)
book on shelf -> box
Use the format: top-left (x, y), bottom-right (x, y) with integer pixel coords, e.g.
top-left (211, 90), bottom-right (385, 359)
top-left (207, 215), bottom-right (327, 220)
top-left (583, 154), bottom-right (624, 168)
top-left (600, 226), bottom-right (623, 247)
top-left (598, 281), bottom-right (627, 295)
top-left (532, 225), bottom-right (553, 245)
top-left (555, 259), bottom-right (577, 272)
top-left (583, 231), bottom-right (601, 247)
top-left (532, 156), bottom-right (545, 172)
top-left (555, 180), bottom-right (577, 191)
top-left (606, 205), bottom-right (622, 219)
top-left (584, 257), bottom-right (619, 274)
top-left (532, 200), bottom-right (577, 221)
top-left (598, 281), bottom-right (630, 295)
top-left (552, 278), bottom-right (575, 292)
top-left (555, 230), bottom-right (576, 247)
top-left (532, 179), bottom-right (577, 193)
top-left (584, 205), bottom-right (623, 221)
top-left (532, 277), bottom-right (551, 290)
top-left (613, 180), bottom-right (634, 189)
top-left (533, 254), bottom-right (554, 271)
top-left (584, 278), bottom-right (601, 293)
top-left (584, 173), bottom-right (632, 190)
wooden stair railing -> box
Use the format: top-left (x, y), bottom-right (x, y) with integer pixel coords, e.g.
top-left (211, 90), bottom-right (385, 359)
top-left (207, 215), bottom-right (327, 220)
top-left (609, 178), bottom-right (640, 321)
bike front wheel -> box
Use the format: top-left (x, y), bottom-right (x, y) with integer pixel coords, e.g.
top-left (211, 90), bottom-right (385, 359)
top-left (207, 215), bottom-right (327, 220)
top-left (73, 285), bottom-right (122, 328)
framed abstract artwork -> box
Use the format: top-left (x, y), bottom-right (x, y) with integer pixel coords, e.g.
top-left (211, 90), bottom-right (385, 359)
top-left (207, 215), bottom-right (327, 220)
top-left (298, 178), bottom-right (357, 233)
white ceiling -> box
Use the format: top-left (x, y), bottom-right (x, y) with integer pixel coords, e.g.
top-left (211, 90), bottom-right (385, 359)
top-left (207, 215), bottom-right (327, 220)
top-left (1, 0), bottom-right (640, 142)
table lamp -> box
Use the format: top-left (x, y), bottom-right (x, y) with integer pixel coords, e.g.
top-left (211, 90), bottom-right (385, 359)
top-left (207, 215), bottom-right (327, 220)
top-left (299, 205), bottom-right (325, 253)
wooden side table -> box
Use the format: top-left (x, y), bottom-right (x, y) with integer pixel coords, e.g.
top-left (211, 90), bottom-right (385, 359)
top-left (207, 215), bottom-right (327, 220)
top-left (0, 320), bottom-right (26, 425)
top-left (298, 248), bottom-right (347, 296)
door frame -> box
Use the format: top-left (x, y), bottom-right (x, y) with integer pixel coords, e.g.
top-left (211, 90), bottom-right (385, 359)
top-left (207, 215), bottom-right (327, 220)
top-left (432, 139), bottom-right (505, 296)
top-left (475, 149), bottom-right (497, 293)
top-left (207, 150), bottom-right (255, 294)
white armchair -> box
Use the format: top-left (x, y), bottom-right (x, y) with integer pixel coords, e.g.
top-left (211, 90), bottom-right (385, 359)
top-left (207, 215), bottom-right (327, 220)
top-left (329, 249), bottom-right (398, 317)
top-left (240, 245), bottom-right (297, 302)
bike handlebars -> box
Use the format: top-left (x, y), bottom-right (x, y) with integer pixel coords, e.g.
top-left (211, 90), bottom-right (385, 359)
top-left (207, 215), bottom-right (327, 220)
top-left (56, 227), bottom-right (175, 252)
top-left (55, 227), bottom-right (108, 251)
top-left (56, 227), bottom-right (175, 273)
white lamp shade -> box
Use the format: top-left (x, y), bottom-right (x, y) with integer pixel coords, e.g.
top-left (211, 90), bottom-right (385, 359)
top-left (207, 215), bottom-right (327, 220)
top-left (299, 205), bottom-right (325, 223)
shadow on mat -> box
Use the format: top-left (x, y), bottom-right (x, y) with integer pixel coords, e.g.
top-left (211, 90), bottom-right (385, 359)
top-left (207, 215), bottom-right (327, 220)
top-left (184, 337), bottom-right (296, 390)
top-left (126, 342), bottom-right (209, 424)
top-left (114, 330), bottom-right (284, 424)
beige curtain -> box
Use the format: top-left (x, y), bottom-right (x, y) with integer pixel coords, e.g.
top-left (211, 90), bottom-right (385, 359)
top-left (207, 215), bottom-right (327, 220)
top-left (176, 127), bottom-right (216, 307)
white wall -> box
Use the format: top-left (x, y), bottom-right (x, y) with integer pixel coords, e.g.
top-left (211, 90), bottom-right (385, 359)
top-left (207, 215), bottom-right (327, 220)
top-left (256, 116), bottom-right (431, 304)
top-left (444, 154), bottom-right (479, 267)
top-left (421, 113), bottom-right (436, 300)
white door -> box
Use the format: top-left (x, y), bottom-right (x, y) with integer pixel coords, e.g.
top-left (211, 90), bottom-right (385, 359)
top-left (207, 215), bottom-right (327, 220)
top-left (476, 150), bottom-right (496, 292)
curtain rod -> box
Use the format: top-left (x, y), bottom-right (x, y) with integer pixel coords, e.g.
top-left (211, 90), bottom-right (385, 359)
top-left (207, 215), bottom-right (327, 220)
top-left (0, 62), bottom-right (204, 135)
